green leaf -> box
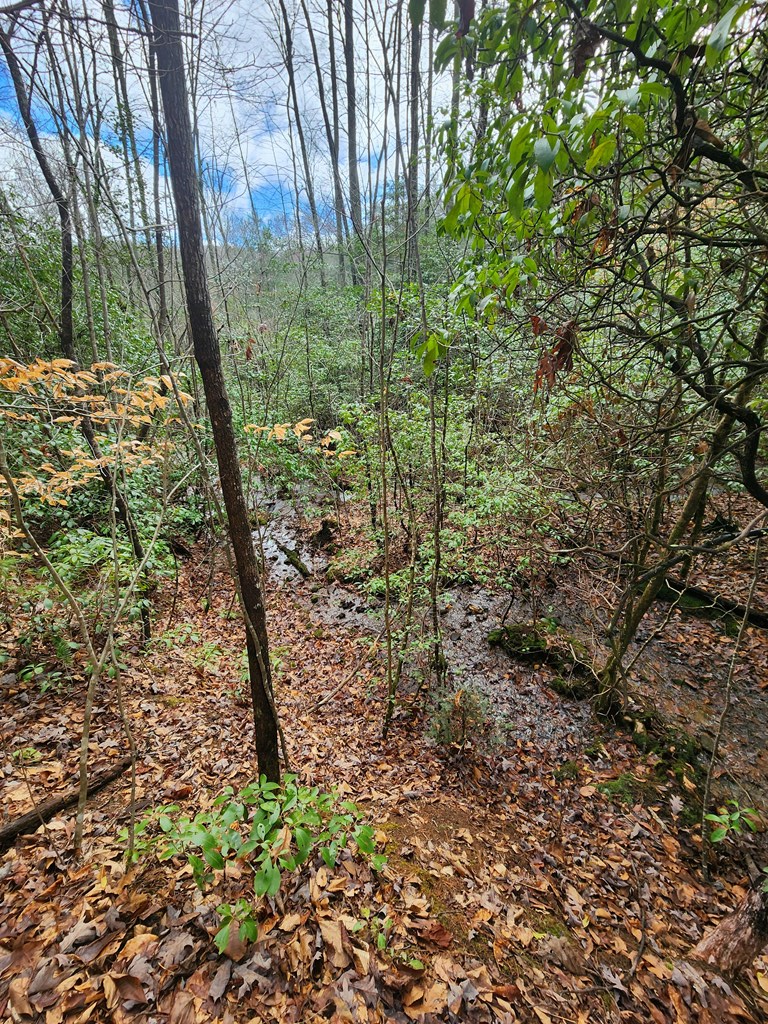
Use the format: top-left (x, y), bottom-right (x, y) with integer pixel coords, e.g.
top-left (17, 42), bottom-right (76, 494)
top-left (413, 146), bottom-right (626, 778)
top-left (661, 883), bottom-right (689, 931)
top-left (294, 826), bottom-right (312, 859)
top-left (203, 847), bottom-right (225, 870)
top-left (615, 86), bottom-right (640, 108)
top-left (429, 0), bottom-right (446, 26)
top-left (354, 826), bottom-right (375, 855)
top-left (408, 958), bottom-right (425, 970)
top-left (585, 136), bottom-right (617, 173)
top-left (371, 853), bottom-right (388, 871)
top-left (533, 168), bottom-right (553, 210)
top-left (408, 0), bottom-right (426, 24)
top-left (434, 33), bottom-right (458, 69)
top-left (321, 843), bottom-right (338, 868)
top-left (638, 82), bottom-right (668, 99)
top-left (254, 861), bottom-right (281, 897)
top-left (623, 114), bottom-right (645, 140)
top-left (265, 862), bottom-right (281, 895)
top-left (213, 922), bottom-right (231, 954)
top-left (239, 918), bottom-right (259, 943)
top-left (706, 4), bottom-right (744, 64)
top-left (709, 827), bottom-right (727, 843)
top-left (533, 137), bottom-right (557, 172)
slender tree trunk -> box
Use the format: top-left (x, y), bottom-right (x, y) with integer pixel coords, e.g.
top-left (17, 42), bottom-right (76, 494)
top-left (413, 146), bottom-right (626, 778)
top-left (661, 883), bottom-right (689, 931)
top-left (406, 12), bottom-right (421, 280)
top-left (301, 0), bottom-right (345, 285)
top-left (424, 25), bottom-right (434, 218)
top-left (342, 0), bottom-right (363, 244)
top-left (101, 0), bottom-right (153, 253)
top-left (148, 0), bottom-right (280, 781)
top-left (277, 0), bottom-right (325, 286)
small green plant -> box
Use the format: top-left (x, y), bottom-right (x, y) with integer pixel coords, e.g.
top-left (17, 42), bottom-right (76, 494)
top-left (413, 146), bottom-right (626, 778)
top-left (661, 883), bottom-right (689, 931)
top-left (121, 774), bottom-right (386, 952)
top-left (215, 898), bottom-right (259, 951)
top-left (429, 682), bottom-right (500, 750)
top-left (12, 746), bottom-right (43, 765)
top-left (150, 622), bottom-right (201, 652)
top-left (351, 908), bottom-right (425, 968)
top-left (352, 907), bottom-right (394, 951)
top-left (705, 800), bottom-right (760, 844)
top-left (18, 662), bottom-right (64, 694)
top-left (190, 640), bottom-right (222, 670)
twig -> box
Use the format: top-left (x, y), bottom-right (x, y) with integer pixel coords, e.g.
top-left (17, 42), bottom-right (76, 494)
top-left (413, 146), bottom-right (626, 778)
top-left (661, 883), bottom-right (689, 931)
top-left (315, 627), bottom-right (386, 710)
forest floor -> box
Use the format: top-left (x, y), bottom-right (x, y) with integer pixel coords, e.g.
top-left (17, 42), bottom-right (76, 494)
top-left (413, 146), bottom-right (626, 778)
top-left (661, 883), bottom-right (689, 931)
top-left (2, 501), bottom-right (768, 1024)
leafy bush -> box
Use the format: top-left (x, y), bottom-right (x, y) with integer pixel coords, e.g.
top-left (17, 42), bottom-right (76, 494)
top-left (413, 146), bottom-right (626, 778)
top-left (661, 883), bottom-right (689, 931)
top-left (705, 800), bottom-right (760, 844)
top-left (122, 774), bottom-right (385, 952)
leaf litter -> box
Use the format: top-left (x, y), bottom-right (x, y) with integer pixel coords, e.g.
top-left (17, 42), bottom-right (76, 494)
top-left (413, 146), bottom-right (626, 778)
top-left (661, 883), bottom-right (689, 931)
top-left (1, 539), bottom-right (768, 1023)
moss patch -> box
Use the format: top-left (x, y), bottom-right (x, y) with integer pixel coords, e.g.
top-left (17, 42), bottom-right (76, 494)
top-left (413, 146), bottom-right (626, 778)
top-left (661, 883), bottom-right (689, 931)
top-left (553, 761), bottom-right (580, 782)
top-left (549, 676), bottom-right (592, 700)
top-left (488, 624), bottom-right (548, 660)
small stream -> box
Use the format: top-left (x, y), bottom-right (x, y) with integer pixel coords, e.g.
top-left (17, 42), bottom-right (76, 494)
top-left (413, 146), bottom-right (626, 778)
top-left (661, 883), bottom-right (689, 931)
top-left (252, 490), bottom-right (593, 753)
top-left (252, 492), bottom-right (768, 810)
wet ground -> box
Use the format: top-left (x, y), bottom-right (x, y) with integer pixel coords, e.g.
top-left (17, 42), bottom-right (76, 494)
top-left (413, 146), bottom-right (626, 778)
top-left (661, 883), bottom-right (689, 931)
top-left (254, 492), bottom-right (768, 813)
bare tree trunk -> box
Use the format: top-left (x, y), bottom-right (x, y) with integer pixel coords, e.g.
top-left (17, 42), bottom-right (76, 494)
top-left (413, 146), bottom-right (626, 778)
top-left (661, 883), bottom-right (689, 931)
top-left (101, 0), bottom-right (153, 252)
top-left (342, 0), bottom-right (363, 244)
top-left (406, 9), bottom-right (422, 279)
top-left (148, 0), bottom-right (280, 782)
top-left (276, 0), bottom-right (325, 287)
top-left (301, 0), bottom-right (345, 285)
top-left (424, 24), bottom-right (434, 218)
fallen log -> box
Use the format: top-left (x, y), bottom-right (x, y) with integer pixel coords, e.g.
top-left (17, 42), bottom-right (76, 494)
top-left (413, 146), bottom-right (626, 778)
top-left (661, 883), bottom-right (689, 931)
top-left (276, 542), bottom-right (311, 578)
top-left (660, 576), bottom-right (768, 630)
top-left (0, 755), bottom-right (132, 852)
top-left (690, 877), bottom-right (768, 973)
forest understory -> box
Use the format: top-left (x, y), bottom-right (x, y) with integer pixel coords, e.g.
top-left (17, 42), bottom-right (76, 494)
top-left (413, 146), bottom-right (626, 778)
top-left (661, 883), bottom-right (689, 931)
top-left (3, 0), bottom-right (768, 1019)
top-left (2, 496), bottom-right (768, 1024)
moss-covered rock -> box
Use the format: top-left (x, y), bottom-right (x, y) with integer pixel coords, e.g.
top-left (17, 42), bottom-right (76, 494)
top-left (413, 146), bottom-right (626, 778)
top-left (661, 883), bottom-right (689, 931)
top-left (488, 624), bottom-right (548, 660)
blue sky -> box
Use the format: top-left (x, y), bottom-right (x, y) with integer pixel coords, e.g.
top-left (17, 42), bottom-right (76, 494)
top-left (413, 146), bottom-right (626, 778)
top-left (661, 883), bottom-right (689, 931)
top-left (0, 0), bottom-right (453, 236)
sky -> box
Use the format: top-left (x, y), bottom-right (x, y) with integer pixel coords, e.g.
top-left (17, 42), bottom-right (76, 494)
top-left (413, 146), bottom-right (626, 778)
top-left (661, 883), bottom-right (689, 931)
top-left (0, 0), bottom-right (456, 240)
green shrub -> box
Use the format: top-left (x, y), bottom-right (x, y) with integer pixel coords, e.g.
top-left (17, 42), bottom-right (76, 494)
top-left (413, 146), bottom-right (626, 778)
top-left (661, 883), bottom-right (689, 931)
top-left (122, 774), bottom-right (385, 952)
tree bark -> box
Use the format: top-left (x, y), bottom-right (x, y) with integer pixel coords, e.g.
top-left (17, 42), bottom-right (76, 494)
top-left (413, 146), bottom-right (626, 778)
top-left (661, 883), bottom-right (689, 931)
top-left (342, 0), bottom-right (363, 244)
top-left (147, 0), bottom-right (280, 782)
top-left (691, 879), bottom-right (768, 974)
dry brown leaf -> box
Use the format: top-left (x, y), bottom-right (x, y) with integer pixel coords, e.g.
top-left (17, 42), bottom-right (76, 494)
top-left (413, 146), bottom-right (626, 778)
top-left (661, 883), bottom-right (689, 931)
top-left (279, 913), bottom-right (303, 932)
top-left (168, 988), bottom-right (197, 1024)
top-left (319, 918), bottom-right (351, 969)
top-left (417, 919), bottom-right (453, 949)
top-left (208, 960), bottom-right (231, 1002)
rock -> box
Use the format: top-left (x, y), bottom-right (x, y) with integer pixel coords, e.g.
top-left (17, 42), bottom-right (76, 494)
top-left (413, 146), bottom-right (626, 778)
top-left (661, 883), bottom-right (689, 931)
top-left (488, 624), bottom-right (548, 660)
top-left (311, 517), bottom-right (339, 548)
